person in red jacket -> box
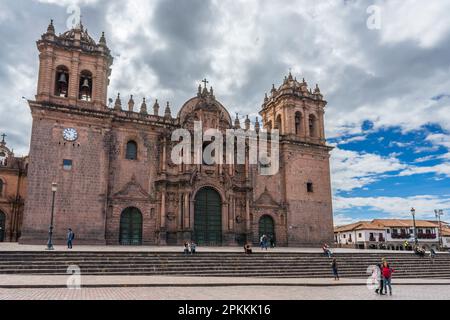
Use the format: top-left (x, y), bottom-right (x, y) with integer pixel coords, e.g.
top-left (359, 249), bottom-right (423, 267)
top-left (382, 261), bottom-right (395, 296)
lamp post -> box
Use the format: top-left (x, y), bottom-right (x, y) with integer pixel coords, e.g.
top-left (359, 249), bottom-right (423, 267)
top-left (46, 182), bottom-right (57, 250)
top-left (435, 209), bottom-right (444, 251)
top-left (411, 207), bottom-right (418, 246)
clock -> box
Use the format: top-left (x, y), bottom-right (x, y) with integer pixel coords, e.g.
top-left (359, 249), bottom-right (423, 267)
top-left (63, 128), bottom-right (78, 142)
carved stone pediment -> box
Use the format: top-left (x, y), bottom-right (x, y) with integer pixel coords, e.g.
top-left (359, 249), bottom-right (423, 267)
top-left (113, 175), bottom-right (150, 200)
top-left (254, 188), bottom-right (280, 208)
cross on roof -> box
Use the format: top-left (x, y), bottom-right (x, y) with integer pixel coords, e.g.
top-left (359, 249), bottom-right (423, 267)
top-left (202, 78), bottom-right (209, 89)
top-left (1, 133), bottom-right (6, 143)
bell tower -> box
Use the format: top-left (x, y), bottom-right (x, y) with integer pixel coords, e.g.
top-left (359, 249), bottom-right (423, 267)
top-left (260, 72), bottom-right (327, 145)
top-left (36, 20), bottom-right (113, 110)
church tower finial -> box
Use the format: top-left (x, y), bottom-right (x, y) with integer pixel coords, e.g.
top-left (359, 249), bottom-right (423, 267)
top-left (140, 97), bottom-right (148, 114)
top-left (128, 95), bottom-right (135, 112)
top-left (47, 19), bottom-right (55, 34)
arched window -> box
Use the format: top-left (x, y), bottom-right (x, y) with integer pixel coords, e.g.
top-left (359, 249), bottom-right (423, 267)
top-left (55, 66), bottom-right (69, 98)
top-left (126, 141), bottom-right (138, 160)
top-left (295, 112), bottom-right (302, 135)
top-left (309, 114), bottom-right (317, 137)
top-left (275, 115), bottom-right (282, 134)
top-left (79, 70), bottom-right (93, 101)
top-left (0, 179), bottom-right (4, 196)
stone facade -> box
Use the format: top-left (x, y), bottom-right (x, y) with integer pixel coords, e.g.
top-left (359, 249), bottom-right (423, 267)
top-left (19, 21), bottom-right (334, 246)
top-left (0, 135), bottom-right (28, 242)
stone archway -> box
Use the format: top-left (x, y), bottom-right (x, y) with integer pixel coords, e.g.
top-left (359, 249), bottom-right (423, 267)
top-left (194, 187), bottom-right (222, 246)
top-left (259, 215), bottom-right (275, 243)
top-left (119, 207), bottom-right (143, 246)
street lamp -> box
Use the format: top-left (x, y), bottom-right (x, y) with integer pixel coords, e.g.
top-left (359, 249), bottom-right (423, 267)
top-left (46, 182), bottom-right (57, 250)
top-left (411, 208), bottom-right (418, 246)
top-left (435, 209), bottom-right (444, 251)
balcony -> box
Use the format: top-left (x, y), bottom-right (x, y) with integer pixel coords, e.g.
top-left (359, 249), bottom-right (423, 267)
top-left (417, 234), bottom-right (437, 240)
top-left (391, 233), bottom-right (411, 239)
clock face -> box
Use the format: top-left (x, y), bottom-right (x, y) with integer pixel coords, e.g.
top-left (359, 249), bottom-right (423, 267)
top-left (63, 128), bottom-right (78, 142)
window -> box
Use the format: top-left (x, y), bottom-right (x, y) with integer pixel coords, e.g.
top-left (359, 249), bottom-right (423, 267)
top-left (126, 141), bottom-right (138, 160)
top-left (307, 182), bottom-right (314, 193)
top-left (309, 114), bottom-right (317, 137)
top-left (359, 233), bottom-right (362, 238)
top-left (55, 66), bottom-right (69, 98)
top-left (63, 159), bottom-right (73, 171)
top-left (275, 115), bottom-right (282, 133)
top-left (79, 70), bottom-right (93, 101)
top-left (387, 229), bottom-right (390, 234)
top-left (295, 112), bottom-right (302, 135)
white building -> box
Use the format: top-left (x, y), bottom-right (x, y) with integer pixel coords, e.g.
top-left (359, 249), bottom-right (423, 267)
top-left (334, 219), bottom-right (443, 250)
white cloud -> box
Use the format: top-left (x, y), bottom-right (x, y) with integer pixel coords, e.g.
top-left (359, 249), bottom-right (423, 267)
top-left (334, 194), bottom-right (450, 220)
top-left (331, 147), bottom-right (406, 192)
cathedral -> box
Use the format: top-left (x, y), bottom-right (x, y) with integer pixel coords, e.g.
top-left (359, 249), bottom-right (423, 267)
top-left (18, 20), bottom-right (334, 246)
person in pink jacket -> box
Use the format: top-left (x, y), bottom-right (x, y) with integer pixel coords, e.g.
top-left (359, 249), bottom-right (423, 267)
top-left (382, 261), bottom-right (395, 296)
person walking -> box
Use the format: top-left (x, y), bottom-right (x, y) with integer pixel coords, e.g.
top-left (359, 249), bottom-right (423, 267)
top-left (260, 235), bottom-right (265, 250)
top-left (430, 247), bottom-right (436, 264)
top-left (269, 236), bottom-right (275, 248)
top-left (67, 228), bottom-right (75, 249)
top-left (382, 261), bottom-right (395, 296)
top-left (331, 258), bottom-right (339, 280)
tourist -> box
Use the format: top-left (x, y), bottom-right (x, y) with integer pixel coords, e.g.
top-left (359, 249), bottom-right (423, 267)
top-left (244, 243), bottom-right (253, 254)
top-left (331, 258), bottom-right (339, 280)
top-left (260, 234), bottom-right (265, 249)
top-left (382, 261), bottom-right (395, 296)
top-left (190, 241), bottom-right (197, 254)
top-left (183, 242), bottom-right (189, 255)
top-left (430, 247), bottom-right (436, 264)
top-left (322, 243), bottom-right (332, 258)
top-left (67, 228), bottom-right (75, 249)
top-left (375, 262), bottom-right (385, 295)
top-left (269, 236), bottom-right (275, 248)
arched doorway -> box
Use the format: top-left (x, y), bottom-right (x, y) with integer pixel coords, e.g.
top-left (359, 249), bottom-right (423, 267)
top-left (259, 215), bottom-right (275, 243)
top-left (0, 211), bottom-right (5, 242)
top-left (194, 187), bottom-right (222, 246)
top-left (119, 207), bottom-right (143, 246)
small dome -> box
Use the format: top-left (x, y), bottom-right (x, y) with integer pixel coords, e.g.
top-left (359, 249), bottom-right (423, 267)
top-left (60, 24), bottom-right (96, 46)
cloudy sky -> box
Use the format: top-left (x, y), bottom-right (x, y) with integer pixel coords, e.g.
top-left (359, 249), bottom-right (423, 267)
top-left (0, 0), bottom-right (449, 225)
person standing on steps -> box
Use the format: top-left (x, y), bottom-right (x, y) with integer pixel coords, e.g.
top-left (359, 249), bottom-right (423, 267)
top-left (331, 258), bottom-right (339, 280)
top-left (430, 247), bottom-right (436, 264)
top-left (67, 228), bottom-right (75, 249)
top-left (382, 261), bottom-right (395, 296)
top-left (183, 242), bottom-right (189, 255)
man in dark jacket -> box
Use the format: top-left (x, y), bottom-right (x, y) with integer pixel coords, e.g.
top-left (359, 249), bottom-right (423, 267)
top-left (375, 263), bottom-right (385, 295)
top-left (67, 229), bottom-right (75, 249)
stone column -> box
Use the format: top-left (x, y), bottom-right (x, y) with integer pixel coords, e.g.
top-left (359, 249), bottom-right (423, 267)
top-left (162, 138), bottom-right (167, 172)
top-left (68, 52), bottom-right (80, 105)
top-left (318, 109), bottom-right (325, 141)
top-left (184, 192), bottom-right (190, 230)
top-left (160, 191), bottom-right (166, 229)
top-left (303, 107), bottom-right (309, 138)
top-left (228, 195), bottom-right (235, 231)
top-left (178, 193), bottom-right (183, 230)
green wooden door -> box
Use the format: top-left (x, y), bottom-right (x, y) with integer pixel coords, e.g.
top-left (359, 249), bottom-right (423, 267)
top-left (194, 188), bottom-right (222, 246)
top-left (0, 211), bottom-right (5, 242)
top-left (259, 215), bottom-right (275, 242)
top-left (120, 207), bottom-right (143, 246)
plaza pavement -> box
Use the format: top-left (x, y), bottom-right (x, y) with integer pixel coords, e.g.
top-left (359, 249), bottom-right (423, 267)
top-left (1, 275), bottom-right (450, 289)
top-left (1, 285), bottom-right (450, 300)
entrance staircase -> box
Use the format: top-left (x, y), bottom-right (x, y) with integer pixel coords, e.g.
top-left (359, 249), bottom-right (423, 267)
top-left (0, 251), bottom-right (449, 278)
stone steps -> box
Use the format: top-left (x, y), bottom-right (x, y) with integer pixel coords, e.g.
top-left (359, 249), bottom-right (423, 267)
top-left (1, 251), bottom-right (449, 278)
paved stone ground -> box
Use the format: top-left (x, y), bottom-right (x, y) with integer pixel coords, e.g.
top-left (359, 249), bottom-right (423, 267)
top-left (2, 243), bottom-right (449, 254)
top-left (0, 285), bottom-right (449, 300)
top-left (2, 275), bottom-right (450, 288)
